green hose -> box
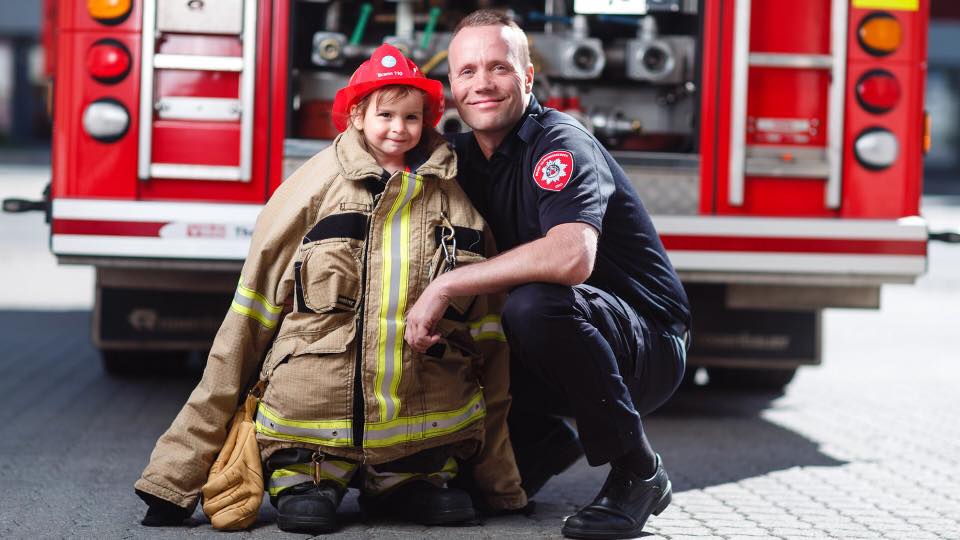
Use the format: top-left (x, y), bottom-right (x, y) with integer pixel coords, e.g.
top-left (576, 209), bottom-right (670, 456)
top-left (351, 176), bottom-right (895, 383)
top-left (350, 3), bottom-right (373, 46)
top-left (421, 7), bottom-right (442, 50)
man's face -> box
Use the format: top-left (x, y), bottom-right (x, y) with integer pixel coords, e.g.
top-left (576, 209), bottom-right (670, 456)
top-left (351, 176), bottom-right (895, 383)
top-left (448, 25), bottom-right (534, 141)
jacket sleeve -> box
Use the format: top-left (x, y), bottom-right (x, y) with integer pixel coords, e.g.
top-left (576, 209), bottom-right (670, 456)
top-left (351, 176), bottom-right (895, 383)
top-left (466, 228), bottom-right (528, 511)
top-left (134, 168), bottom-right (327, 510)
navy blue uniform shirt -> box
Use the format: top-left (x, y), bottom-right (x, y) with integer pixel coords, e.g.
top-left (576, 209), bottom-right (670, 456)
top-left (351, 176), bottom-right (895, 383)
top-left (451, 96), bottom-right (691, 330)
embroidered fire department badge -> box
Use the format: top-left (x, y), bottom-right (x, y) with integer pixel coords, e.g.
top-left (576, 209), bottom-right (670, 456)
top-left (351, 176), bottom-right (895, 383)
top-left (533, 150), bottom-right (574, 191)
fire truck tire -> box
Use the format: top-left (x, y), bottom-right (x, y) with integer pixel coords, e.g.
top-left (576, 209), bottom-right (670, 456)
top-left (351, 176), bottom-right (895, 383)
top-left (707, 367), bottom-right (797, 392)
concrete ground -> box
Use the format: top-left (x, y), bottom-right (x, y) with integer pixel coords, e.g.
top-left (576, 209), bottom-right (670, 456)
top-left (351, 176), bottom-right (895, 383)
top-left (1, 165), bottom-right (959, 539)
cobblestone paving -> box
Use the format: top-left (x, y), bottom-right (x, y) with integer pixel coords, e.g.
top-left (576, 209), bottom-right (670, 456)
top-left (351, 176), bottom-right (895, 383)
top-left (0, 202), bottom-right (958, 539)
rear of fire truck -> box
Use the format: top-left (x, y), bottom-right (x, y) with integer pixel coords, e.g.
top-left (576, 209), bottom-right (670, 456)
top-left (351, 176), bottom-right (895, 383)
top-left (7, 0), bottom-right (933, 388)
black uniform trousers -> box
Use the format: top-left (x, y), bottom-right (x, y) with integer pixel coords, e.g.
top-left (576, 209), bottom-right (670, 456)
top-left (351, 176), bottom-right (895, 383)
top-left (502, 282), bottom-right (687, 466)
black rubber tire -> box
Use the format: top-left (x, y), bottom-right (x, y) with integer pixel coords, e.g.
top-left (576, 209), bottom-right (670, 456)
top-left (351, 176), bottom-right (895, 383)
top-left (707, 367), bottom-right (798, 392)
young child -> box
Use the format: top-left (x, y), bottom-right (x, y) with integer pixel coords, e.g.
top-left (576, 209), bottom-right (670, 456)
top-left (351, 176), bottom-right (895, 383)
top-left (134, 44), bottom-right (526, 534)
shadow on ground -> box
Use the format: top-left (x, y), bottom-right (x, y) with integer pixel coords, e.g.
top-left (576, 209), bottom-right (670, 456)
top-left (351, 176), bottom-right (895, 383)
top-left (642, 383), bottom-right (846, 493)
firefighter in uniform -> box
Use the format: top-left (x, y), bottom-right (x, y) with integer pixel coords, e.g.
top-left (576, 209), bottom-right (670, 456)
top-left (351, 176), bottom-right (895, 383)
top-left (404, 11), bottom-right (691, 540)
top-left (134, 44), bottom-right (526, 534)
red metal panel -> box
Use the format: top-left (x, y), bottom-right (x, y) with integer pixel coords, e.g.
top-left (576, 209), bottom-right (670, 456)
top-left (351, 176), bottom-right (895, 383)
top-left (52, 30), bottom-right (142, 200)
top-left (751, 0), bottom-right (832, 54)
top-left (661, 235), bottom-right (925, 255)
top-left (152, 121), bottom-right (241, 166)
top-left (746, 70), bottom-right (829, 147)
top-left (267, 0), bottom-right (291, 196)
top-left (155, 71), bottom-right (240, 99)
top-left (841, 1), bottom-right (929, 218)
top-left (703, 0), bottom-right (839, 217)
top-left (138, 0), bottom-right (274, 203)
top-left (157, 34), bottom-right (243, 56)
top-left (697, 0), bottom-right (726, 214)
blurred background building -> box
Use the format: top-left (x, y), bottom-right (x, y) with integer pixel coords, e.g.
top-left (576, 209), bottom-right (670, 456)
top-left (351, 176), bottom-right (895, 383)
top-left (0, 0), bottom-right (47, 150)
top-left (0, 0), bottom-right (957, 191)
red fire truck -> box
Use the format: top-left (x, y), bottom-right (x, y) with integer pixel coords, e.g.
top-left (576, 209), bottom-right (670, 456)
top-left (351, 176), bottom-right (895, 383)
top-left (5, 0), bottom-right (936, 389)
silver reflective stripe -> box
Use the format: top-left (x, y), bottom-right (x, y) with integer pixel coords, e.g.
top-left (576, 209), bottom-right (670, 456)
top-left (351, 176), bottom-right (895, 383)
top-left (231, 282), bottom-right (281, 328)
top-left (364, 457), bottom-right (457, 495)
top-left (267, 472), bottom-right (313, 495)
top-left (256, 395), bottom-right (482, 447)
top-left (469, 315), bottom-right (505, 342)
top-left (318, 460), bottom-right (356, 486)
top-left (378, 172), bottom-right (421, 421)
top-left (365, 397), bottom-right (484, 443)
top-left (364, 470), bottom-right (417, 494)
top-left (255, 409), bottom-right (351, 444)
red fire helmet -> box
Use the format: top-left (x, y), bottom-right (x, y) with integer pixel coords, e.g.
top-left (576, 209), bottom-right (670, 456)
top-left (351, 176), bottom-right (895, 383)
top-left (331, 43), bottom-right (444, 132)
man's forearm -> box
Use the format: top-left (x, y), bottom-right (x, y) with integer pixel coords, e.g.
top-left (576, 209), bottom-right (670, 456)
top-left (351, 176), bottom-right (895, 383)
top-left (437, 223), bottom-right (597, 298)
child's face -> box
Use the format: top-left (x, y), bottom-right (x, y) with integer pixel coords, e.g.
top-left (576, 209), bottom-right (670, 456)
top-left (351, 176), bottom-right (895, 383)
top-left (351, 89), bottom-right (425, 165)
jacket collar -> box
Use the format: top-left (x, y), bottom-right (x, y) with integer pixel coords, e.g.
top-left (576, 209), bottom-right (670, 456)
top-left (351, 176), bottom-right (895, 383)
top-left (335, 127), bottom-right (457, 181)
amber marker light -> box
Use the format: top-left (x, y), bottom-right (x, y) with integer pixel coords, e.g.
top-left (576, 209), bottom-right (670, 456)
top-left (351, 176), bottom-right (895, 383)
top-left (858, 12), bottom-right (902, 56)
top-left (87, 0), bottom-right (132, 25)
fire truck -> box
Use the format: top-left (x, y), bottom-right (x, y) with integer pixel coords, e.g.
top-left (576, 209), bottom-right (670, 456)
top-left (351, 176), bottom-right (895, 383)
top-left (4, 0), bottom-right (936, 389)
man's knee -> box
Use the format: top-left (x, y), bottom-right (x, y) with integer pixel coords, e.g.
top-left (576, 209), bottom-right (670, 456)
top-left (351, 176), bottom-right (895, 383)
top-left (502, 282), bottom-right (579, 340)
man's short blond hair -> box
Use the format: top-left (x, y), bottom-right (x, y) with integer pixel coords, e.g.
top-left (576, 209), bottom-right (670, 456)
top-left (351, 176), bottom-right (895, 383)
top-left (452, 9), bottom-right (531, 72)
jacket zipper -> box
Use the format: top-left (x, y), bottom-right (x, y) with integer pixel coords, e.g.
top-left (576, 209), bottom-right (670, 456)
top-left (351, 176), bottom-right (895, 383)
top-left (353, 183), bottom-right (386, 448)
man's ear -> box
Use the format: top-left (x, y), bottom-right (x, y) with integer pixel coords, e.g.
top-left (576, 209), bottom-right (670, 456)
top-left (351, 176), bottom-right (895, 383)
top-left (524, 63), bottom-right (535, 95)
top-left (350, 105), bottom-right (363, 131)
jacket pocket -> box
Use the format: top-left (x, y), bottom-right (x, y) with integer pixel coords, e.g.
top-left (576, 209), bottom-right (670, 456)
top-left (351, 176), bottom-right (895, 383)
top-left (296, 240), bottom-right (361, 314)
top-left (428, 247), bottom-right (486, 317)
top-left (261, 316), bottom-right (357, 380)
top-left (261, 322), bottom-right (357, 426)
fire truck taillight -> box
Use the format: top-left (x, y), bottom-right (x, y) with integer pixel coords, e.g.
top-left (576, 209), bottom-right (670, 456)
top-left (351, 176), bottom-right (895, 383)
top-left (857, 13), bottom-right (902, 57)
top-left (854, 127), bottom-right (899, 171)
top-left (87, 0), bottom-right (132, 25)
top-left (87, 40), bottom-right (131, 84)
top-left (82, 98), bottom-right (130, 143)
top-left (855, 70), bottom-right (901, 114)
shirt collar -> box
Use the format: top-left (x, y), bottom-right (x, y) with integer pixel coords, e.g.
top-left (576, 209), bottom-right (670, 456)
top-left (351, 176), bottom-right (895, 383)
top-left (467, 95), bottom-right (546, 164)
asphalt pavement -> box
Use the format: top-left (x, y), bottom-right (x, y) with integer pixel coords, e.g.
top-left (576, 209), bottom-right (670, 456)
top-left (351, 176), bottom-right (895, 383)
top-left (1, 165), bottom-right (959, 539)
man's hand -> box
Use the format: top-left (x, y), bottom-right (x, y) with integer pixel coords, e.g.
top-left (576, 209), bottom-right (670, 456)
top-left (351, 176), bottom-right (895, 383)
top-left (404, 277), bottom-right (452, 353)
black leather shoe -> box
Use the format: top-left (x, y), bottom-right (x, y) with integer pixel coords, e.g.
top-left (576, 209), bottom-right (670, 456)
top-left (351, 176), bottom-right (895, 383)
top-left (362, 480), bottom-right (477, 525)
top-left (136, 489), bottom-right (192, 527)
top-left (276, 481), bottom-right (342, 534)
top-left (561, 455), bottom-right (672, 540)
top-left (515, 420), bottom-right (584, 499)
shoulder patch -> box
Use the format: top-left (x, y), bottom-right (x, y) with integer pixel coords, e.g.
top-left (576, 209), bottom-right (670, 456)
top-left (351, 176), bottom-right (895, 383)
top-left (532, 150), bottom-right (574, 191)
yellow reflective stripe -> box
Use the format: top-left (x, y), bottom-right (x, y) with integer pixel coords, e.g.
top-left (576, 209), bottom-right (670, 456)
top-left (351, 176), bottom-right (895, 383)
top-left (853, 0), bottom-right (918, 10)
top-left (230, 300), bottom-right (276, 328)
top-left (393, 172), bottom-right (421, 412)
top-left (365, 456), bottom-right (458, 495)
top-left (230, 278), bottom-right (282, 328)
top-left (255, 393), bottom-right (484, 448)
top-left (255, 402), bottom-right (353, 447)
top-left (375, 171), bottom-right (422, 423)
top-left (364, 470), bottom-right (418, 494)
top-left (268, 467), bottom-right (314, 496)
top-left (236, 279), bottom-right (281, 313)
top-left (469, 314), bottom-right (506, 342)
top-left (363, 391), bottom-right (486, 448)
top-left (431, 457), bottom-right (458, 481)
top-left (318, 459), bottom-right (356, 487)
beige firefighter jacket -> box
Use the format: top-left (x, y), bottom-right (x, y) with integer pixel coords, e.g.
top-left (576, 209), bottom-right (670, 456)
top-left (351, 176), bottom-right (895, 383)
top-left (135, 128), bottom-right (527, 512)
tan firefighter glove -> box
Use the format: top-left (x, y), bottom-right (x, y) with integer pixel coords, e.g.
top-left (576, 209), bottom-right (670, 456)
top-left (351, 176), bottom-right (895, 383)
top-left (201, 391), bottom-right (264, 530)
